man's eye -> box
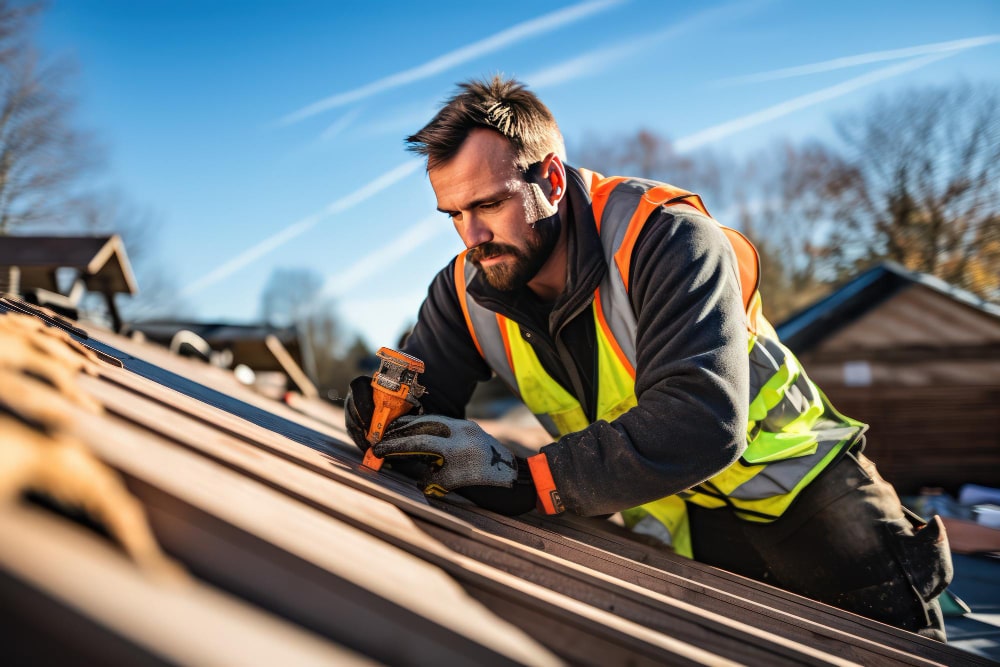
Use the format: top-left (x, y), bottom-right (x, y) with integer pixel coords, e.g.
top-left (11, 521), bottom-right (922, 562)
top-left (480, 200), bottom-right (503, 211)
top-left (446, 211), bottom-right (462, 222)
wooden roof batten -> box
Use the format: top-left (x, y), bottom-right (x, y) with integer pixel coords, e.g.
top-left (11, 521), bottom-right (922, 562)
top-left (0, 234), bottom-right (138, 332)
top-left (0, 295), bottom-right (992, 666)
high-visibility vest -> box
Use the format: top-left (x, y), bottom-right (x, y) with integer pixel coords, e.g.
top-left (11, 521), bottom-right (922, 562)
top-left (454, 169), bottom-right (865, 557)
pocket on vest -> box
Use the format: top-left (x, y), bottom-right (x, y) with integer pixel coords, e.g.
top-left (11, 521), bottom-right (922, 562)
top-left (742, 431), bottom-right (818, 465)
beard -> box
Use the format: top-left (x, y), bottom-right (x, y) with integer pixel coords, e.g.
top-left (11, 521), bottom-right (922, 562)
top-left (469, 215), bottom-right (560, 291)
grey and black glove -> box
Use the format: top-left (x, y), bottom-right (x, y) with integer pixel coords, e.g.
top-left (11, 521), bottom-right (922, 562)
top-left (375, 414), bottom-right (537, 516)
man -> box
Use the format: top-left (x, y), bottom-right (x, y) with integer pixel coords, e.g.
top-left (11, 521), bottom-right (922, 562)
top-left (345, 76), bottom-right (951, 639)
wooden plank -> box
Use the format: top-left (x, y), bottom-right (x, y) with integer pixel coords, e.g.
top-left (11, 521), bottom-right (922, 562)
top-left (78, 373), bottom-right (831, 666)
top-left (0, 506), bottom-right (373, 667)
top-left (58, 363), bottom-right (798, 665)
top-left (5, 306), bottom-right (978, 665)
top-left (82, 333), bottom-right (356, 451)
top-left (78, 352), bottom-right (979, 665)
top-left (0, 570), bottom-right (171, 667)
top-left (28, 381), bottom-right (559, 667)
top-left (438, 502), bottom-right (952, 667)
top-left (76, 342), bottom-right (968, 657)
top-left (91, 325), bottom-right (352, 439)
top-left (518, 512), bottom-right (994, 666)
top-left (74, 369), bottom-right (944, 666)
top-left (264, 333), bottom-right (318, 399)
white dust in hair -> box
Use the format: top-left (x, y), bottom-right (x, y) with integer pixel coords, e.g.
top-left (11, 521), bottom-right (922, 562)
top-left (484, 101), bottom-right (515, 134)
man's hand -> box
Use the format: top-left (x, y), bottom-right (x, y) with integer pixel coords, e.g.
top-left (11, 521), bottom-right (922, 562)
top-left (377, 414), bottom-right (538, 515)
top-left (347, 394), bottom-right (537, 515)
top-left (374, 415), bottom-right (518, 495)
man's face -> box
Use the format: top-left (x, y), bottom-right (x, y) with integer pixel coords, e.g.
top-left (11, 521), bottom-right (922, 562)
top-left (430, 129), bottom-right (558, 291)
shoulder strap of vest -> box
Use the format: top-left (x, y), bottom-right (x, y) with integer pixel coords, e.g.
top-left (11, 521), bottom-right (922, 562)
top-left (613, 184), bottom-right (709, 292)
top-left (719, 226), bottom-right (761, 321)
top-left (603, 183), bottom-right (760, 326)
top-left (578, 168), bottom-right (629, 232)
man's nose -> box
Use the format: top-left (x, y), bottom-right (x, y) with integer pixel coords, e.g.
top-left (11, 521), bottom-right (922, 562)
top-left (459, 213), bottom-right (492, 249)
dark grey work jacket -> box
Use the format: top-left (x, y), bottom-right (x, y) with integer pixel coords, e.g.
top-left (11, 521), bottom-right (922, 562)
top-left (402, 166), bottom-right (749, 516)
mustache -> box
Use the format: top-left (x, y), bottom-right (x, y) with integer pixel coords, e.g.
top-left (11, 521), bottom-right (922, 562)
top-left (468, 242), bottom-right (520, 265)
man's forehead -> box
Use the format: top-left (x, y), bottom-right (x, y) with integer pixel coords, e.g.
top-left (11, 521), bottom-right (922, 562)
top-left (434, 130), bottom-right (518, 174)
top-left (429, 130), bottom-right (523, 206)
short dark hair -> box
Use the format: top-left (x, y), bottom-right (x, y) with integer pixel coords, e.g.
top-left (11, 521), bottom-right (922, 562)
top-left (406, 75), bottom-right (566, 170)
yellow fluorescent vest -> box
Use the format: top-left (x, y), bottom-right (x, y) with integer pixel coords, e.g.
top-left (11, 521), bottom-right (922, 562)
top-left (455, 170), bottom-right (865, 557)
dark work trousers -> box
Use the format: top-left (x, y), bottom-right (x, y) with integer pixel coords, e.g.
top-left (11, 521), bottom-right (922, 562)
top-left (687, 450), bottom-right (952, 641)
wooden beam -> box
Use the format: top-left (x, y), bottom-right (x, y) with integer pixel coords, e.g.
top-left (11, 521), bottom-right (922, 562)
top-left (77, 370), bottom-right (916, 666)
top-left (38, 381), bottom-right (560, 666)
top-left (76, 374), bottom-right (792, 665)
top-left (265, 333), bottom-right (318, 399)
top-left (5, 303), bottom-right (985, 666)
top-left (0, 506), bottom-right (373, 666)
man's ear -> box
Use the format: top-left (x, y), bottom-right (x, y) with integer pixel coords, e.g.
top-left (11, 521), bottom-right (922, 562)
top-left (538, 153), bottom-right (566, 205)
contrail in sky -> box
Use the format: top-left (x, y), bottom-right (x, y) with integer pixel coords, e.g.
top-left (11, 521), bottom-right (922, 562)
top-left (716, 34), bottom-right (1000, 85)
top-left (321, 213), bottom-right (451, 299)
top-left (319, 107), bottom-right (365, 142)
top-left (674, 52), bottom-right (957, 152)
top-left (276, 0), bottom-right (625, 126)
top-left (525, 0), bottom-right (766, 89)
top-left (180, 159), bottom-right (422, 297)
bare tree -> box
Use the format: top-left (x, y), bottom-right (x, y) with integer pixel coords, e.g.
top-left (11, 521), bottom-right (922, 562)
top-left (573, 83), bottom-right (1000, 315)
top-left (259, 268), bottom-right (324, 327)
top-left (79, 190), bottom-right (188, 320)
top-left (574, 129), bottom-right (732, 206)
top-left (0, 1), bottom-right (98, 234)
top-left (574, 131), bottom-right (829, 320)
top-left (730, 141), bottom-right (854, 320)
top-left (826, 83), bottom-right (1000, 298)
top-left (257, 267), bottom-right (372, 400)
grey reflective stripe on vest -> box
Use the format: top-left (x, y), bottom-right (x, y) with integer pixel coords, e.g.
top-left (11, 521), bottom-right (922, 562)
top-left (749, 336), bottom-right (822, 432)
top-left (729, 423), bottom-right (859, 500)
top-left (462, 259), bottom-right (517, 393)
top-left (533, 414), bottom-right (561, 439)
top-left (631, 513), bottom-right (674, 547)
top-left (597, 181), bottom-right (643, 367)
top-left (597, 179), bottom-right (704, 368)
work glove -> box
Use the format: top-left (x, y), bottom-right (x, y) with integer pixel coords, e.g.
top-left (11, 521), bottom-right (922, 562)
top-left (375, 414), bottom-right (538, 516)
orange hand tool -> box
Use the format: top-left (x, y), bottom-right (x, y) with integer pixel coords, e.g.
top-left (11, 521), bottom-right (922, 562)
top-left (362, 347), bottom-right (425, 471)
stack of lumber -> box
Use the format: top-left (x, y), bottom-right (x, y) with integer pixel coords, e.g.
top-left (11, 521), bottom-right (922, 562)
top-left (0, 296), bottom-right (988, 666)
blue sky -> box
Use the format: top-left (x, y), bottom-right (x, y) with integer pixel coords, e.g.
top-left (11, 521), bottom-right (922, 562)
top-left (39, 0), bottom-right (1000, 349)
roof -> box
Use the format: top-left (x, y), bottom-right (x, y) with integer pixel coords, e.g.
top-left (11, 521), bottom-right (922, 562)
top-left (128, 319), bottom-right (305, 372)
top-left (0, 234), bottom-right (138, 295)
top-left (777, 262), bottom-right (1000, 355)
top-left (0, 294), bottom-right (992, 666)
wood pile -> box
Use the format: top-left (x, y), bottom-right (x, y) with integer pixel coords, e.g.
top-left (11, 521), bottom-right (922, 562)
top-left (0, 296), bottom-right (988, 666)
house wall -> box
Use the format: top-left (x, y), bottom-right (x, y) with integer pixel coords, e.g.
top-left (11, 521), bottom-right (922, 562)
top-left (794, 284), bottom-right (1000, 496)
top-left (818, 385), bottom-right (1000, 496)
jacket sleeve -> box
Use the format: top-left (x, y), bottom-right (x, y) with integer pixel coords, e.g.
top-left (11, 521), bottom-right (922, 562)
top-left (541, 208), bottom-right (749, 516)
top-left (401, 257), bottom-right (494, 418)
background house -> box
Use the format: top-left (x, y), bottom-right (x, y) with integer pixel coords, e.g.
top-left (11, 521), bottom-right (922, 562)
top-left (0, 235), bottom-right (137, 331)
top-left (777, 262), bottom-right (1000, 496)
